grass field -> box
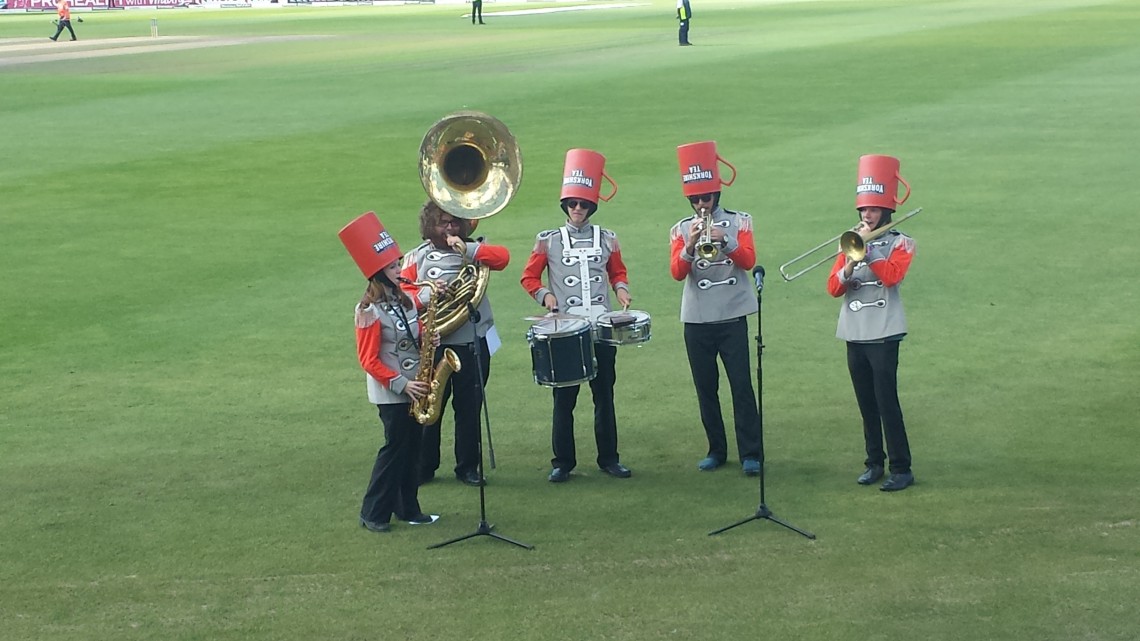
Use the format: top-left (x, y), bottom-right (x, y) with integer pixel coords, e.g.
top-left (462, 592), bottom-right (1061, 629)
top-left (2, 1), bottom-right (1139, 639)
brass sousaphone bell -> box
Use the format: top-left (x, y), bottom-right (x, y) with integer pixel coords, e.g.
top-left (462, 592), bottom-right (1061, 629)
top-left (415, 111), bottom-right (523, 338)
top-left (419, 110), bottom-right (523, 221)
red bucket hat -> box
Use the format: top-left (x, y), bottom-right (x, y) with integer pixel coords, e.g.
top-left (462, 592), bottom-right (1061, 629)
top-left (677, 141), bottom-right (737, 197)
top-left (560, 148), bottom-right (618, 206)
top-left (338, 211), bottom-right (402, 279)
top-left (855, 154), bottom-right (911, 211)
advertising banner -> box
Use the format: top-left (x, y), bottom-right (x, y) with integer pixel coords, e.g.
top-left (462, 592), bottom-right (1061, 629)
top-left (10, 0), bottom-right (195, 8)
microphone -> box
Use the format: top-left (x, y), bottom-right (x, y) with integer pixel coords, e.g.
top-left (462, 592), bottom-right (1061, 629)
top-left (752, 265), bottom-right (766, 294)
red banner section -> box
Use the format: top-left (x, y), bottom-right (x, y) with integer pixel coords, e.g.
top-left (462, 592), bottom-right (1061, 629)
top-left (10, 0), bottom-right (195, 8)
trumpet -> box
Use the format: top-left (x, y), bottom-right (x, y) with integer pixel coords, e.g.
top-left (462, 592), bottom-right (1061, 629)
top-left (695, 207), bottom-right (719, 260)
top-left (778, 207), bottom-right (922, 281)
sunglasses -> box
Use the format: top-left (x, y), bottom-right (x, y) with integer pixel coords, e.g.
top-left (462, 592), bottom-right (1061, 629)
top-left (688, 194), bottom-right (715, 204)
top-left (565, 199), bottom-right (592, 210)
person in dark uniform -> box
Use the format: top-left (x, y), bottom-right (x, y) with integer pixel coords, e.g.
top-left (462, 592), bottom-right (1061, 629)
top-left (669, 141), bottom-right (762, 476)
top-left (826, 154), bottom-right (917, 492)
top-left (401, 201), bottom-right (510, 487)
top-left (677, 0), bottom-right (692, 45)
top-left (338, 212), bottom-right (440, 533)
top-left (49, 0), bottom-right (77, 42)
top-left (472, 0), bottom-right (485, 25)
top-left (521, 149), bottom-right (634, 483)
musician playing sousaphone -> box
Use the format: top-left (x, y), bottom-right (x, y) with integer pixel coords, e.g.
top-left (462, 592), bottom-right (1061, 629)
top-left (520, 149), bottom-right (634, 483)
top-left (401, 201), bottom-right (510, 487)
top-left (826, 154), bottom-right (917, 492)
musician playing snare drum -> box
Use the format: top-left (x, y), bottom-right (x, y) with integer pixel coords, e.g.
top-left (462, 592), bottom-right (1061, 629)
top-left (520, 149), bottom-right (633, 483)
top-left (669, 141), bottom-right (763, 477)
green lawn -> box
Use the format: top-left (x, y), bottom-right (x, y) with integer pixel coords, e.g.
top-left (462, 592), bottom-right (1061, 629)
top-left (2, 1), bottom-right (1138, 639)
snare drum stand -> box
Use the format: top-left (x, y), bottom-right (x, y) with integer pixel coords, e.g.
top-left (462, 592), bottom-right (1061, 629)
top-left (709, 266), bottom-right (816, 540)
top-left (429, 303), bottom-right (533, 550)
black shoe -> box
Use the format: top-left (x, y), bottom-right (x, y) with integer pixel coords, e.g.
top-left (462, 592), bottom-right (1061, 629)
top-left (456, 470), bottom-right (485, 487)
top-left (599, 462), bottom-right (632, 478)
top-left (418, 471), bottom-right (435, 486)
top-left (405, 513), bottom-right (440, 525)
top-left (857, 465), bottom-right (885, 485)
top-left (50, 37), bottom-right (58, 41)
top-left (70, 38), bottom-right (77, 41)
top-left (680, 42), bottom-right (692, 46)
top-left (479, 21), bottom-right (486, 25)
top-left (548, 467), bottom-right (570, 483)
top-left (359, 517), bottom-right (391, 533)
top-left (880, 472), bottom-right (914, 492)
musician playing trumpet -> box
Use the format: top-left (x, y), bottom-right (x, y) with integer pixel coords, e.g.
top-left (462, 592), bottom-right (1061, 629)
top-left (669, 141), bottom-right (763, 477)
top-left (826, 155), bottom-right (917, 492)
top-left (338, 213), bottom-right (441, 533)
top-left (401, 201), bottom-right (510, 487)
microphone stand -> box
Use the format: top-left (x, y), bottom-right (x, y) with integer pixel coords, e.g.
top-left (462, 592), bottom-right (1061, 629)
top-left (709, 265), bottom-right (816, 539)
top-left (429, 302), bottom-right (532, 550)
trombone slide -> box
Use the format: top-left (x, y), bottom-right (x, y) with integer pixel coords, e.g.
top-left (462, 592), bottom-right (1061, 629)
top-left (778, 207), bottom-right (922, 282)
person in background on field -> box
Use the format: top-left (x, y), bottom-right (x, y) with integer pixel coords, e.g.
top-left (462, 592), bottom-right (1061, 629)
top-left (338, 212), bottom-right (441, 534)
top-left (520, 149), bottom-right (634, 483)
top-left (471, 0), bottom-right (485, 25)
top-left (401, 201), bottom-right (509, 487)
top-left (677, 0), bottom-right (692, 46)
top-left (669, 141), bottom-right (763, 477)
top-left (49, 0), bottom-right (77, 42)
top-left (827, 155), bottom-right (917, 492)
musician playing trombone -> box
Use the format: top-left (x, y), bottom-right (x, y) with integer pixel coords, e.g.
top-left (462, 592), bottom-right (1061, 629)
top-left (520, 149), bottom-right (633, 484)
top-left (669, 141), bottom-right (763, 477)
top-left (826, 155), bottom-right (916, 492)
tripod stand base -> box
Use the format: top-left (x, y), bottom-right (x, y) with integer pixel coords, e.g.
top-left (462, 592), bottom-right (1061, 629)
top-left (708, 504), bottom-right (816, 539)
top-left (427, 521), bottom-right (534, 550)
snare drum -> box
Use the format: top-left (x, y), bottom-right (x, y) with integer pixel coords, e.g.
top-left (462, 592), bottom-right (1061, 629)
top-left (595, 309), bottom-right (652, 346)
top-left (527, 318), bottom-right (597, 388)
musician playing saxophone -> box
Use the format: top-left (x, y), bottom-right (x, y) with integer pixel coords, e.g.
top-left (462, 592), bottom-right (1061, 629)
top-left (400, 200), bottom-right (510, 487)
top-left (339, 213), bottom-right (441, 533)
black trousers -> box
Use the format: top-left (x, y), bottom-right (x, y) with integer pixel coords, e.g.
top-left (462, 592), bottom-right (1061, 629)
top-left (683, 317), bottom-right (762, 462)
top-left (419, 338), bottom-right (490, 478)
top-left (52, 19), bottom-right (76, 40)
top-left (471, 0), bottom-right (483, 23)
top-left (360, 403), bottom-right (423, 524)
top-left (551, 342), bottom-right (620, 471)
top-left (678, 20), bottom-right (690, 44)
top-left (846, 340), bottom-right (912, 474)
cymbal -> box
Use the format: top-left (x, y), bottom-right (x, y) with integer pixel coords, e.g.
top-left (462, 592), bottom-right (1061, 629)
top-left (523, 311), bottom-right (588, 322)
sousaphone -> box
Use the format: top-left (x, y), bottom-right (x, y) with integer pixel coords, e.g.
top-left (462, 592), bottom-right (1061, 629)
top-left (418, 111), bottom-right (523, 336)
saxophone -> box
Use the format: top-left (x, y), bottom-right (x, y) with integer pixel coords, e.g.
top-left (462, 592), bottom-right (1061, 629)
top-left (402, 279), bottom-right (462, 425)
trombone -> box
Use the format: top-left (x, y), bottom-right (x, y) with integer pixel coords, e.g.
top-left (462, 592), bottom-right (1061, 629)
top-left (778, 207), bottom-right (922, 281)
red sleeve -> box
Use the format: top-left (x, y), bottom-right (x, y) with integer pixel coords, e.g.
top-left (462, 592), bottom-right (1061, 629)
top-left (520, 251), bottom-right (549, 298)
top-left (670, 235), bottom-right (691, 281)
top-left (607, 249), bottom-right (629, 288)
top-left (868, 237), bottom-right (915, 288)
top-left (473, 243), bottom-right (510, 271)
top-left (398, 261), bottom-right (425, 310)
top-left (826, 253), bottom-right (848, 297)
top-left (356, 318), bottom-right (398, 388)
top-left (728, 227), bottom-right (756, 271)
